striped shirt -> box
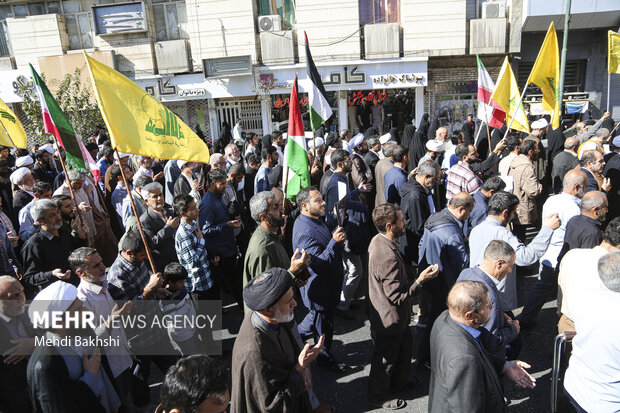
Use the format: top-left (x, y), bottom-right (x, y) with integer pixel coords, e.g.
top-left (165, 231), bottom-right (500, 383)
top-left (175, 219), bottom-right (213, 292)
top-left (446, 161), bottom-right (481, 200)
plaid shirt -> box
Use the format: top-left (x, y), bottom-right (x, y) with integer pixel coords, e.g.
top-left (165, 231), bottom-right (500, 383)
top-left (446, 161), bottom-right (482, 200)
top-left (0, 211), bottom-right (15, 235)
top-left (175, 219), bottom-right (213, 292)
top-left (107, 253), bottom-right (151, 301)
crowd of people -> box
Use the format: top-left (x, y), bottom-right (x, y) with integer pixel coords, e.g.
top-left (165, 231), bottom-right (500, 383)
top-left (0, 109), bottom-right (619, 413)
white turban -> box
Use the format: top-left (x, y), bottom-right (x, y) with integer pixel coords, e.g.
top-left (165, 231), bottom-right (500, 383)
top-left (379, 133), bottom-right (392, 144)
top-left (29, 281), bottom-right (78, 329)
top-left (426, 139), bottom-right (445, 152)
top-left (10, 167), bottom-right (30, 185)
top-left (15, 155), bottom-right (34, 168)
top-left (350, 133), bottom-right (365, 149)
top-left (307, 137), bottom-right (325, 151)
top-left (531, 118), bottom-right (548, 130)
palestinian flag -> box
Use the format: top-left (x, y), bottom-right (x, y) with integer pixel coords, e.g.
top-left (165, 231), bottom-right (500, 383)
top-left (305, 32), bottom-right (332, 131)
top-left (283, 76), bottom-right (310, 200)
top-left (30, 64), bottom-right (100, 182)
top-left (476, 55), bottom-right (505, 128)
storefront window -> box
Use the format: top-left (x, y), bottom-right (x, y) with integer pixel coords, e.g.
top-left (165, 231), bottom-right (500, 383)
top-left (271, 91), bottom-right (337, 133)
top-left (347, 89), bottom-right (414, 134)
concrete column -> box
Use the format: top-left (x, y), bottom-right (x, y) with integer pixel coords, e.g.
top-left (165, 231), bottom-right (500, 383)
top-left (261, 96), bottom-right (272, 135)
top-left (415, 86), bottom-right (424, 128)
top-left (207, 98), bottom-right (218, 142)
top-left (338, 90), bottom-right (348, 131)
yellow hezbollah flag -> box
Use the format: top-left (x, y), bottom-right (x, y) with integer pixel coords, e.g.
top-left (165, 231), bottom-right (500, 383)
top-left (0, 98), bottom-right (28, 149)
top-left (83, 53), bottom-right (210, 163)
top-left (490, 57), bottom-right (530, 134)
top-left (527, 22), bottom-right (560, 129)
top-left (609, 30), bottom-right (620, 74)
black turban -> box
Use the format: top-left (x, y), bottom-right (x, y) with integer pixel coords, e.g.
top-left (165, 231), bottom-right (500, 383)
top-left (325, 132), bottom-right (338, 148)
top-left (243, 268), bottom-right (293, 311)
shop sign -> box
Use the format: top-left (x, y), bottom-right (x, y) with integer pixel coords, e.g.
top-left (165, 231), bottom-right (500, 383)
top-left (347, 90), bottom-right (387, 105)
top-left (273, 96), bottom-right (309, 108)
top-left (371, 73), bottom-right (426, 87)
top-left (178, 88), bottom-right (206, 97)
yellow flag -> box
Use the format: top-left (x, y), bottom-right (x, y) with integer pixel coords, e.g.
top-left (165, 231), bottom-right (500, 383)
top-left (609, 30), bottom-right (620, 74)
top-left (0, 98), bottom-right (28, 149)
top-left (83, 53), bottom-right (210, 164)
top-left (527, 22), bottom-right (560, 129)
top-left (490, 57), bottom-right (530, 134)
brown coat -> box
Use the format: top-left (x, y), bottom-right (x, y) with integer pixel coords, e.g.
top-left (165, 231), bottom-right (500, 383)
top-left (368, 233), bottom-right (414, 335)
top-left (374, 157), bottom-right (394, 206)
top-left (509, 154), bottom-right (542, 225)
top-left (351, 153), bottom-right (374, 209)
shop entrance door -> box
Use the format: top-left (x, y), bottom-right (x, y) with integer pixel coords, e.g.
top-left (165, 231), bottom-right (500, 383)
top-left (215, 99), bottom-right (262, 139)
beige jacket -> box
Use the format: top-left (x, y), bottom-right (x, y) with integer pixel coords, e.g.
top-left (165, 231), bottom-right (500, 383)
top-left (508, 154), bottom-right (542, 225)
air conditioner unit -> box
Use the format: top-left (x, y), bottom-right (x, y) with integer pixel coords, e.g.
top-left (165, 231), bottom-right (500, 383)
top-left (258, 15), bottom-right (281, 32)
top-left (481, 1), bottom-right (505, 19)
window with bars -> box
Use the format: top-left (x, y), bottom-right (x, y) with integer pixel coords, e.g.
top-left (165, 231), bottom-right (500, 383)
top-left (256, 0), bottom-right (296, 30)
top-left (152, 0), bottom-right (187, 41)
top-left (359, 0), bottom-right (400, 25)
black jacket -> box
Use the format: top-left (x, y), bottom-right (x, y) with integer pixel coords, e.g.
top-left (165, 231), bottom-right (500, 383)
top-left (0, 313), bottom-right (35, 413)
top-left (13, 189), bottom-right (33, 216)
top-left (429, 311), bottom-right (505, 413)
top-left (173, 174), bottom-right (192, 198)
top-left (139, 207), bottom-right (178, 271)
top-left (399, 178), bottom-right (432, 267)
top-left (27, 345), bottom-right (106, 413)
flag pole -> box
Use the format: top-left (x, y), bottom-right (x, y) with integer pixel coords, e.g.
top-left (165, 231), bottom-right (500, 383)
top-left (113, 147), bottom-right (157, 274)
top-left (502, 84), bottom-right (529, 141)
top-left (608, 121), bottom-right (619, 140)
top-left (481, 103), bottom-right (493, 154)
top-left (607, 73), bottom-right (611, 111)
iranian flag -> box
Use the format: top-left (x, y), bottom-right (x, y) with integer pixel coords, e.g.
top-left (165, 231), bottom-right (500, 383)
top-left (305, 32), bottom-right (332, 131)
top-left (476, 55), bottom-right (506, 128)
top-left (283, 76), bottom-right (311, 200)
top-left (29, 64), bottom-right (100, 183)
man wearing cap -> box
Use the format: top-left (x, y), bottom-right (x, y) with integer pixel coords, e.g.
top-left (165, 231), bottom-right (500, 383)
top-left (11, 167), bottom-right (35, 214)
top-left (231, 268), bottom-right (324, 413)
top-left (27, 281), bottom-right (121, 413)
top-left (174, 160), bottom-right (200, 203)
top-left (350, 133), bottom-right (374, 209)
top-left (31, 149), bottom-right (57, 186)
top-left (524, 118), bottom-right (548, 183)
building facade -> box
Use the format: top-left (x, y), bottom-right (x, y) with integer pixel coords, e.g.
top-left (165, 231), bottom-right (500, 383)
top-left (0, 0), bottom-right (617, 143)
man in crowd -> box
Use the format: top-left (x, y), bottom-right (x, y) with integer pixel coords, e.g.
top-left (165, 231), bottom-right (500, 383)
top-left (564, 111), bottom-right (608, 142)
top-left (244, 153), bottom-right (260, 203)
top-left (364, 136), bottom-right (381, 173)
top-left (109, 164), bottom-right (133, 227)
top-left (350, 133), bottom-right (374, 209)
top-left (293, 186), bottom-right (347, 372)
top-left (445, 143), bottom-right (482, 201)
top-left (0, 276), bottom-right (34, 413)
top-left (508, 139), bottom-right (542, 242)
top-left (551, 137), bottom-right (580, 194)
top-left (429, 281), bottom-right (535, 413)
top-left (174, 194), bottom-right (217, 301)
top-left (579, 150), bottom-right (611, 193)
top-left (159, 355), bottom-right (230, 413)
top-left (255, 146), bottom-right (278, 194)
top-left (374, 141), bottom-right (397, 206)
top-left (232, 268), bottom-right (324, 412)
top-left (558, 217), bottom-right (620, 333)
top-left (21, 199), bottom-right (87, 298)
top-left (417, 192), bottom-right (473, 365)
top-left (384, 145), bottom-right (408, 204)
top-left (498, 135), bottom-right (521, 178)
top-left (121, 174), bottom-right (152, 228)
top-left (469, 176), bottom-right (506, 230)
top-left (418, 139), bottom-right (444, 167)
top-left (134, 155), bottom-right (163, 184)
top-left (469, 191), bottom-right (559, 313)
top-left (71, 246), bottom-right (133, 410)
top-left (224, 143), bottom-right (241, 172)
top-left (563, 251), bottom-right (620, 412)
top-left (457, 241), bottom-right (520, 359)
top-left (518, 170), bottom-right (588, 326)
top-left (174, 160), bottom-right (200, 202)
top-left (399, 161), bottom-right (439, 268)
top-left (199, 169), bottom-right (243, 310)
top-left (325, 149), bottom-right (369, 227)
top-left (559, 191), bottom-right (607, 255)
top-left (31, 149), bottom-right (57, 186)
top-left (140, 182), bottom-right (179, 270)
top-left (578, 127), bottom-right (609, 158)
top-left (604, 135), bottom-right (620, 219)
top-left (367, 203), bottom-right (438, 409)
top-left (233, 118), bottom-right (243, 146)
top-left (18, 181), bottom-right (52, 243)
top-left (27, 281), bottom-right (121, 413)
top-left (10, 167), bottom-right (35, 213)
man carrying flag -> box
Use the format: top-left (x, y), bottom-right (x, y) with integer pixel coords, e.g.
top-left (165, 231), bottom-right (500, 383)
top-left (305, 32), bottom-right (333, 133)
top-left (283, 76), bottom-right (311, 201)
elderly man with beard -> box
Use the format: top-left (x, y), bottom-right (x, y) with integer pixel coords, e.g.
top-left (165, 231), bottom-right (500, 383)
top-left (72, 247), bottom-right (133, 411)
top-left (140, 182), bottom-right (179, 271)
top-left (27, 281), bottom-right (121, 413)
top-left (224, 143), bottom-right (241, 172)
top-left (231, 268), bottom-right (325, 413)
top-left (10, 167), bottom-right (35, 213)
top-left (0, 276), bottom-right (35, 412)
top-left (367, 204), bottom-right (438, 409)
top-left (22, 199), bottom-right (87, 298)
